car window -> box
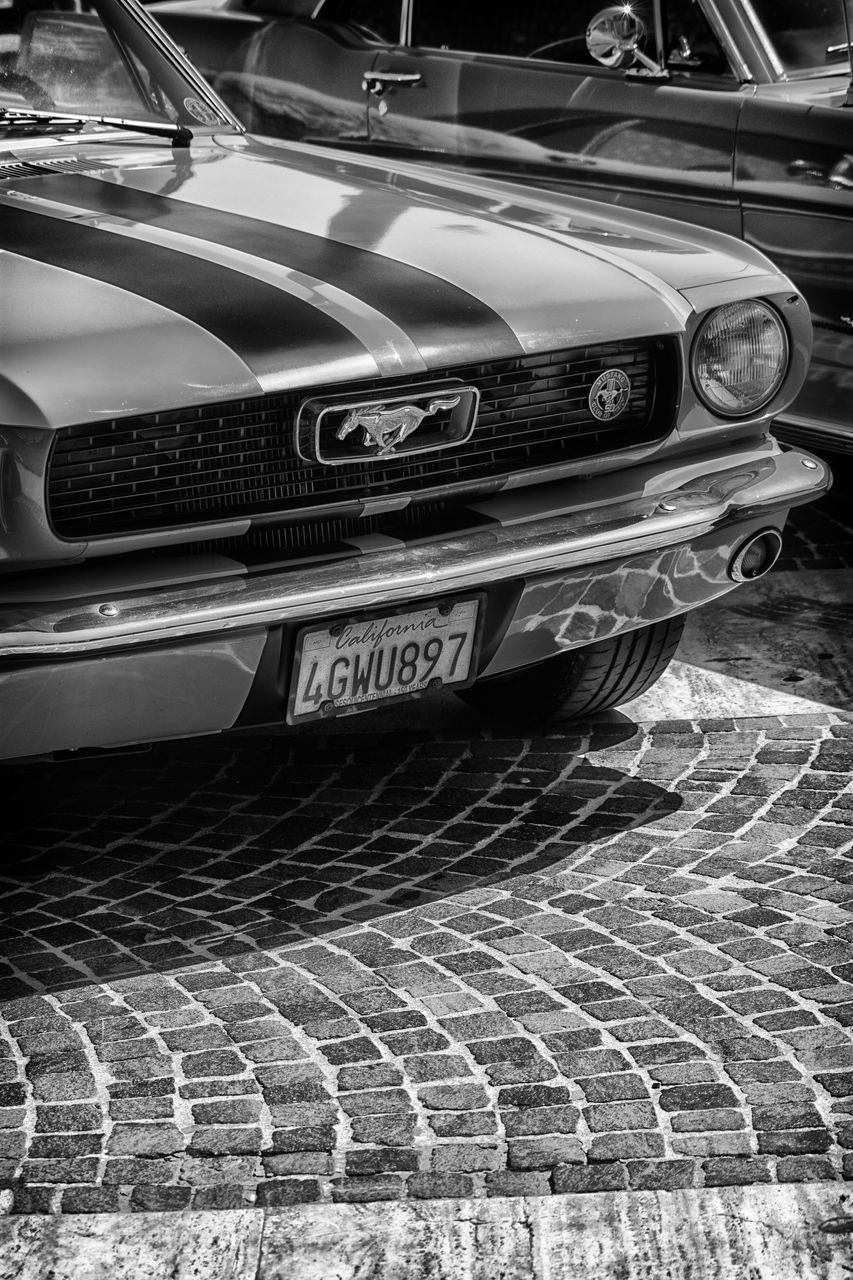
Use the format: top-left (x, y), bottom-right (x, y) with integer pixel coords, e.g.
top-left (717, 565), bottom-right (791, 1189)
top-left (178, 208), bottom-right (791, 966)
top-left (748, 0), bottom-right (847, 74)
top-left (0, 0), bottom-right (231, 126)
top-left (410, 0), bottom-right (731, 76)
top-left (320, 0), bottom-right (402, 43)
top-left (240, 0), bottom-right (318, 13)
top-left (410, 1), bottom-right (610, 59)
top-left (662, 0), bottom-right (732, 77)
top-left (15, 11), bottom-right (138, 112)
top-left (238, 0), bottom-right (400, 41)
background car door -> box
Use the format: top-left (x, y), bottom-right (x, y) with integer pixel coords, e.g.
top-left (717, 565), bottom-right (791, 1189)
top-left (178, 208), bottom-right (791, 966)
top-left (158, 0), bottom-right (403, 142)
top-left (737, 95), bottom-right (853, 441)
top-left (365, 0), bottom-right (744, 235)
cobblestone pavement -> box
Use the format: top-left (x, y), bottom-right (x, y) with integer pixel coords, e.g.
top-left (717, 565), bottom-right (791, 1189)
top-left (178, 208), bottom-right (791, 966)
top-left (1, 475), bottom-right (852, 1215)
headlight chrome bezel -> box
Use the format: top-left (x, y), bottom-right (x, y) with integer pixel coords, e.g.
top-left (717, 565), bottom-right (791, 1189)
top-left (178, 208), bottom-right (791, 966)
top-left (690, 299), bottom-right (790, 419)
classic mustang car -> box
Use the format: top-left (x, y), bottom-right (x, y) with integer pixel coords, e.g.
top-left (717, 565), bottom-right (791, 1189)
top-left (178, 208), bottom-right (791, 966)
top-left (151, 0), bottom-right (853, 455)
top-left (0, 0), bottom-right (829, 760)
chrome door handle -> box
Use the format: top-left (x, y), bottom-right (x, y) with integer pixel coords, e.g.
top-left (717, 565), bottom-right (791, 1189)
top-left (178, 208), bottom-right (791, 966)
top-left (362, 70), bottom-right (423, 96)
top-left (789, 156), bottom-right (853, 189)
top-left (788, 158), bottom-right (829, 183)
top-left (829, 155), bottom-right (853, 190)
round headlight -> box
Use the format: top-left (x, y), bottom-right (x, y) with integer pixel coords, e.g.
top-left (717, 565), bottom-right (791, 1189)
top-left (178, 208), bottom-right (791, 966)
top-left (691, 300), bottom-right (789, 417)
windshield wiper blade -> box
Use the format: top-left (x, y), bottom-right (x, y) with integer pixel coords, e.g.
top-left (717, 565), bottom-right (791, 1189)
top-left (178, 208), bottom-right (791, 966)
top-left (0, 108), bottom-right (192, 146)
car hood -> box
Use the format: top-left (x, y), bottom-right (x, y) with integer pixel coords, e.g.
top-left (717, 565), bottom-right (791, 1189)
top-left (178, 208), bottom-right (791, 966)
top-left (1, 132), bottom-right (784, 429)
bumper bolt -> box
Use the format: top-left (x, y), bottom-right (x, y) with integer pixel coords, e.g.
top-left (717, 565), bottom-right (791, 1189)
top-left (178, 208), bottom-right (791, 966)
top-left (801, 459), bottom-right (818, 470)
top-left (98, 604), bottom-right (119, 617)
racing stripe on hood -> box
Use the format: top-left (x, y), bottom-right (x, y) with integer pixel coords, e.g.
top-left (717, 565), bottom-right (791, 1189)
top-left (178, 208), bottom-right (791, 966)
top-left (23, 172), bottom-right (525, 364)
top-left (1, 199), bottom-right (368, 384)
top-left (0, 189), bottom-right (424, 383)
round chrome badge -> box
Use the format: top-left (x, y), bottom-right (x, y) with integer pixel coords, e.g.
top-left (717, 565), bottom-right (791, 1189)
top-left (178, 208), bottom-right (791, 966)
top-left (588, 369), bottom-right (632, 421)
top-left (183, 97), bottom-right (222, 125)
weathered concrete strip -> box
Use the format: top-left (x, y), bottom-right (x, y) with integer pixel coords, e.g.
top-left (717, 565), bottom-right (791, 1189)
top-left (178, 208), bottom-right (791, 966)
top-left (260, 1196), bottom-right (533, 1279)
top-left (0, 1207), bottom-right (264, 1280)
top-left (3, 1187), bottom-right (853, 1280)
top-left (258, 1188), bottom-right (853, 1279)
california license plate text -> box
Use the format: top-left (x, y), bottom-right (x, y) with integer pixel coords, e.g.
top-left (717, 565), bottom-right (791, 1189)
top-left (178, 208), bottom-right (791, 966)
top-left (289, 600), bottom-right (479, 722)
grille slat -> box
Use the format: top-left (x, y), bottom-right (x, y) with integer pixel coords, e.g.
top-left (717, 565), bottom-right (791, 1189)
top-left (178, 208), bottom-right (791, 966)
top-left (51, 404), bottom-right (653, 494)
top-left (159, 500), bottom-right (472, 569)
top-left (48, 341), bottom-right (670, 539)
top-left (51, 375), bottom-right (653, 479)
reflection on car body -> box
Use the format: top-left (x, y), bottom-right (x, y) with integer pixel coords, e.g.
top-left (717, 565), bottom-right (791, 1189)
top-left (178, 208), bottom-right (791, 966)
top-left (150, 0), bottom-right (853, 454)
top-left (0, 0), bottom-right (830, 760)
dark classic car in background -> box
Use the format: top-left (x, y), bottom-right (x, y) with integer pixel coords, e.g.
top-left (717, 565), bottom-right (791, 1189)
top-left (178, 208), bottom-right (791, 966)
top-left (151, 0), bottom-right (853, 454)
top-left (0, 0), bottom-right (829, 760)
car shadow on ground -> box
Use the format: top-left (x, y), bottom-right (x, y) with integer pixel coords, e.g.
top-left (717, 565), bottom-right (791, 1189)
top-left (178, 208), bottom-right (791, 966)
top-left (2, 460), bottom-right (849, 1005)
top-left (0, 716), bottom-right (682, 999)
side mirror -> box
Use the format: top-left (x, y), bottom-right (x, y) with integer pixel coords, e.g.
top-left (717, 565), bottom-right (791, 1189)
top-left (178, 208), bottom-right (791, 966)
top-left (586, 5), bottom-right (648, 68)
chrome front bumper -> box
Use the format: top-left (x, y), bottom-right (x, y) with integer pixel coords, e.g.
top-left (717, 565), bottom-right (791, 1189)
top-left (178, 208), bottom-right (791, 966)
top-left (1, 443), bottom-right (828, 658)
top-left (0, 440), bottom-right (830, 758)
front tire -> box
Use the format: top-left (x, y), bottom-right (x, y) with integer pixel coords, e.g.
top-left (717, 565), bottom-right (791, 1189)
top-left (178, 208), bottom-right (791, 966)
top-left (458, 616), bottom-right (685, 723)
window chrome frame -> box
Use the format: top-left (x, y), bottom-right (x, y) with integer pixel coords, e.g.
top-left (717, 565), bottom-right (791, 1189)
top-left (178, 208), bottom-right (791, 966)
top-left (738, 0), bottom-right (786, 79)
top-left (121, 0), bottom-right (245, 130)
top-left (699, 0), bottom-right (753, 82)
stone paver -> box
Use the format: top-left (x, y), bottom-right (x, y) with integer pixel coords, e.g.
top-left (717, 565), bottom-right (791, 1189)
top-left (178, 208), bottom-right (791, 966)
top-left (1, 709), bottom-right (853, 1212)
top-left (0, 483), bottom-right (851, 1213)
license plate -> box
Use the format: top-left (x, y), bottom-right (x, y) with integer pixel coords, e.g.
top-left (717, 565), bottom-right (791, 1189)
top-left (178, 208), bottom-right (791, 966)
top-left (287, 599), bottom-right (481, 723)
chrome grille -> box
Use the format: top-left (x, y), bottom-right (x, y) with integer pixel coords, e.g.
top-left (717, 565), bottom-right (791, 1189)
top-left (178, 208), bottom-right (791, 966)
top-left (48, 339), bottom-right (673, 539)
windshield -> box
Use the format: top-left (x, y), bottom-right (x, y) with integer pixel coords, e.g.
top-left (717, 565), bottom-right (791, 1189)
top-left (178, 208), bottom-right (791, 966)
top-left (748, 0), bottom-right (850, 75)
top-left (0, 0), bottom-right (233, 134)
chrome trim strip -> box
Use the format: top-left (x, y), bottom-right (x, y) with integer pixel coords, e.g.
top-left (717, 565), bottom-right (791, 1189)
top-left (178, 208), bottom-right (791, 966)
top-left (739, 0), bottom-right (785, 78)
top-left (701, 0), bottom-right (753, 82)
top-left (1, 447), bottom-right (829, 658)
top-left (652, 0), bottom-right (667, 72)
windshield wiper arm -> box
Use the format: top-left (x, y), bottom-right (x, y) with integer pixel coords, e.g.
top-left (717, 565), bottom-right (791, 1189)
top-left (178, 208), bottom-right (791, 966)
top-left (0, 108), bottom-right (192, 146)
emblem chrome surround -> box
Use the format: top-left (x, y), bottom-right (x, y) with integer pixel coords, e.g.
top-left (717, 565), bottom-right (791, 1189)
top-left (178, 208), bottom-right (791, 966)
top-left (297, 382), bottom-right (479, 465)
top-left (588, 368), bottom-right (632, 421)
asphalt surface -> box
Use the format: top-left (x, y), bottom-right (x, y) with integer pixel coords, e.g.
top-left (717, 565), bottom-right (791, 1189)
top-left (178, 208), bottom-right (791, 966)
top-left (1, 457), bottom-right (852, 1214)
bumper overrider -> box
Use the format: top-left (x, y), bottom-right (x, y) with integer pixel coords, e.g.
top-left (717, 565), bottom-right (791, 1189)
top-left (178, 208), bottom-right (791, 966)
top-left (0, 440), bottom-right (830, 760)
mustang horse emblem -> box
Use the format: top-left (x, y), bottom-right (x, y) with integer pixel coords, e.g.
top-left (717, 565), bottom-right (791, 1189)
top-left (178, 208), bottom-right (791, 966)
top-left (336, 395), bottom-right (462, 457)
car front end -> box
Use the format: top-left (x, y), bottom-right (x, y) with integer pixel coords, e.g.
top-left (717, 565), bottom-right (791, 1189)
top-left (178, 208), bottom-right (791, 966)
top-left (0, 0), bottom-right (830, 758)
